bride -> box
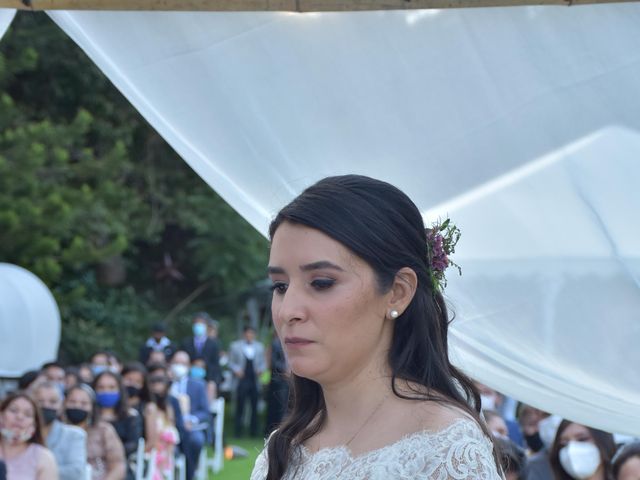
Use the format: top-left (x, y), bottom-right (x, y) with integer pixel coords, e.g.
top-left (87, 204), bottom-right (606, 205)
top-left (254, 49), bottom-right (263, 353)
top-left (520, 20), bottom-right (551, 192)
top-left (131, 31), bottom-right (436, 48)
top-left (251, 175), bottom-right (503, 480)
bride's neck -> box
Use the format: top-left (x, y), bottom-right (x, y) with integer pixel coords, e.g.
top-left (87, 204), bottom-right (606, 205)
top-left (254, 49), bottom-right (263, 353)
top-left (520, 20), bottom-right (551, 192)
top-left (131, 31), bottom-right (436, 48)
top-left (320, 371), bottom-right (392, 433)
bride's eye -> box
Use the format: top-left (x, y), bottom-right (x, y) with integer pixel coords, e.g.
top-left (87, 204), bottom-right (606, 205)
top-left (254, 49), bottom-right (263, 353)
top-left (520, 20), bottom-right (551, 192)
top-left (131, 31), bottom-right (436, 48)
top-left (311, 278), bottom-right (335, 290)
top-left (270, 282), bottom-right (288, 295)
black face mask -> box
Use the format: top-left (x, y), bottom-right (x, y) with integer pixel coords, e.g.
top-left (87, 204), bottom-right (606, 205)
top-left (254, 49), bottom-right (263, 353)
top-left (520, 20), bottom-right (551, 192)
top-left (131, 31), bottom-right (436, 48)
top-left (125, 386), bottom-right (141, 399)
top-left (41, 408), bottom-right (58, 425)
top-left (65, 408), bottom-right (90, 425)
top-left (525, 432), bottom-right (545, 452)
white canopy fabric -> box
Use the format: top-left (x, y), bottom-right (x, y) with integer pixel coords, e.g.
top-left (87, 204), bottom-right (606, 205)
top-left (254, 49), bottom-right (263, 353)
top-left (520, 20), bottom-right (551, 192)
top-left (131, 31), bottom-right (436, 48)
top-left (0, 8), bottom-right (13, 32)
top-left (0, 5), bottom-right (638, 433)
top-left (0, 263), bottom-right (61, 377)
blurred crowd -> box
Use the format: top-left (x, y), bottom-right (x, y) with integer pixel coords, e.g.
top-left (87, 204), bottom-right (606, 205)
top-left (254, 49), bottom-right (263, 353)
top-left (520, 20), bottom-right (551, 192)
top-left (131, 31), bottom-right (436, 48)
top-left (0, 312), bottom-right (290, 480)
top-left (475, 382), bottom-right (640, 480)
top-left (1, 312), bottom-right (638, 480)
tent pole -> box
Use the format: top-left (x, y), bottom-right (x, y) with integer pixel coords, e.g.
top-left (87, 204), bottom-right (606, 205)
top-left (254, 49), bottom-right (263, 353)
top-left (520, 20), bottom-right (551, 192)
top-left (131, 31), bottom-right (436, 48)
top-left (0, 0), bottom-right (638, 12)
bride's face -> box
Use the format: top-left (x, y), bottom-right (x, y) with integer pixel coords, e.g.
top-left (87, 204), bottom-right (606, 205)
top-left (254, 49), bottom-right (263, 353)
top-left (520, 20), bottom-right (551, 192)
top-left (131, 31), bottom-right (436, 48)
top-left (268, 222), bottom-right (393, 386)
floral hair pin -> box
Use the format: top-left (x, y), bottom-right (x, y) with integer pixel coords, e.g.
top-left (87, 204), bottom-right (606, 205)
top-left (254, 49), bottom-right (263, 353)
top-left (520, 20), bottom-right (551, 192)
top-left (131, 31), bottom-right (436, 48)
top-left (425, 218), bottom-right (461, 292)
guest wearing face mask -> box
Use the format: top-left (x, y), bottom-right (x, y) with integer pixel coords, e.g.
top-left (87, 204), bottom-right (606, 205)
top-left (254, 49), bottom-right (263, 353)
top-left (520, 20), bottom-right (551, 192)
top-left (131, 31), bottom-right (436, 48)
top-left (170, 351), bottom-right (209, 480)
top-left (64, 384), bottom-right (126, 480)
top-left (91, 351), bottom-right (112, 377)
top-left (93, 371), bottom-right (143, 479)
top-left (518, 404), bottom-right (563, 480)
top-left (33, 381), bottom-right (87, 480)
top-left (612, 442), bottom-right (640, 480)
top-left (139, 323), bottom-right (176, 366)
top-left (0, 392), bottom-right (58, 479)
top-left (121, 362), bottom-right (158, 452)
top-left (550, 420), bottom-right (616, 480)
top-left (477, 382), bottom-right (525, 448)
top-left (182, 312), bottom-right (223, 397)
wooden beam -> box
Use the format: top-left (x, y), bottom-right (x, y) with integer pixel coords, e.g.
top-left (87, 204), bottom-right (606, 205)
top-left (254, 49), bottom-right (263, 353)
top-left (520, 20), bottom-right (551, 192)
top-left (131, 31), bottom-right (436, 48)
top-left (0, 0), bottom-right (637, 12)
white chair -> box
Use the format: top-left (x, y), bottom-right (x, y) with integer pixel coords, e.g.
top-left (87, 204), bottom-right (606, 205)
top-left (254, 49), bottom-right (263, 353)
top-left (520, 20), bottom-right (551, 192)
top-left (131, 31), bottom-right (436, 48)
top-left (211, 397), bottom-right (225, 474)
top-left (195, 397), bottom-right (226, 479)
top-left (135, 438), bottom-right (146, 480)
top-left (85, 464), bottom-right (92, 480)
top-left (174, 454), bottom-right (187, 480)
top-left (134, 437), bottom-right (159, 480)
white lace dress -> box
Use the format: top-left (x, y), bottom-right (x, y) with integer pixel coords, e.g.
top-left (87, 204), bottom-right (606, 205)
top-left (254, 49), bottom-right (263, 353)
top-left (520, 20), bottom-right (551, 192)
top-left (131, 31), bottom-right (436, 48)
top-left (250, 418), bottom-right (503, 480)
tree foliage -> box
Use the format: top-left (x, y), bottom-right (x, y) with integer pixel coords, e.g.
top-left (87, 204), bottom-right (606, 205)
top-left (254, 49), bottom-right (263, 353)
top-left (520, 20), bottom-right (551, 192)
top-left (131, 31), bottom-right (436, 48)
top-left (0, 12), bottom-right (269, 364)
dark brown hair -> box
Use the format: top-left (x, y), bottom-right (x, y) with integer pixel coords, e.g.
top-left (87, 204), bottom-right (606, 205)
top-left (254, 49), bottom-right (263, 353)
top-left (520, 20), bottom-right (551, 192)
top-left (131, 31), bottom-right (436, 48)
top-left (549, 420), bottom-right (616, 480)
top-left (612, 442), bottom-right (640, 480)
top-left (0, 392), bottom-right (45, 446)
top-left (265, 175), bottom-right (498, 479)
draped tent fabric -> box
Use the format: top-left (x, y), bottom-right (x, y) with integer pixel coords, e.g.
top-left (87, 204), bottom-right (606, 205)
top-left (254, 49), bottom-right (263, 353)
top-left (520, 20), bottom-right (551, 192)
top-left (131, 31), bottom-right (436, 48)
top-left (0, 8), bottom-right (14, 32)
top-left (0, 5), bottom-right (637, 433)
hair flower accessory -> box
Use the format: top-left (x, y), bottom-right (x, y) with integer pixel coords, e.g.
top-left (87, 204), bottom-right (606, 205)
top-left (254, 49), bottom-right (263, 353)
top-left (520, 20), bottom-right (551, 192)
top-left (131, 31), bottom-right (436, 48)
top-left (426, 218), bottom-right (461, 292)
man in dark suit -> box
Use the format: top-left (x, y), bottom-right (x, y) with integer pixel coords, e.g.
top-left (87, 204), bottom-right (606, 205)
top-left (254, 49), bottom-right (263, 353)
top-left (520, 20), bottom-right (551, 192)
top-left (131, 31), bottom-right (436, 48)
top-left (182, 312), bottom-right (222, 395)
top-left (170, 350), bottom-right (210, 480)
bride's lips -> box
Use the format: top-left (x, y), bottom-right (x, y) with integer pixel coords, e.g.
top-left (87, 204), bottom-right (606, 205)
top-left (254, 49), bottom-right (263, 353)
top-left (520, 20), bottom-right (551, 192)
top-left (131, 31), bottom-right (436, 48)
top-left (284, 336), bottom-right (314, 348)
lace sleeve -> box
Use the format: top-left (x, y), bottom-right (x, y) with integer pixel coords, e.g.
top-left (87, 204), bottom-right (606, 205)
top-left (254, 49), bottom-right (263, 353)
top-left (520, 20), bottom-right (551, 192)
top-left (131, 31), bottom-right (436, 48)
top-left (250, 441), bottom-right (269, 480)
top-left (426, 419), bottom-right (504, 480)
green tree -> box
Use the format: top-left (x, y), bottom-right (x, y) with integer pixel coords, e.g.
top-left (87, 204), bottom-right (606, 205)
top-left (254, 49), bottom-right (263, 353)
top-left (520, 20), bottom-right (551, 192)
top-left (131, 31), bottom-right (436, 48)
top-left (0, 12), bottom-right (269, 364)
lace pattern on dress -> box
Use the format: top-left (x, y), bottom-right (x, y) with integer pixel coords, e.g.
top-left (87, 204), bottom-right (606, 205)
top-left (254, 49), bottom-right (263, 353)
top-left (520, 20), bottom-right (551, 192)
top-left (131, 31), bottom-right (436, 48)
top-left (250, 418), bottom-right (503, 480)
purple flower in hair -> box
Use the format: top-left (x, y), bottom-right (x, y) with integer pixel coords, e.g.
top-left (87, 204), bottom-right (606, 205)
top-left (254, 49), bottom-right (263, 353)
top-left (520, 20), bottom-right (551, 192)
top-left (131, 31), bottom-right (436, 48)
top-left (426, 218), bottom-right (461, 292)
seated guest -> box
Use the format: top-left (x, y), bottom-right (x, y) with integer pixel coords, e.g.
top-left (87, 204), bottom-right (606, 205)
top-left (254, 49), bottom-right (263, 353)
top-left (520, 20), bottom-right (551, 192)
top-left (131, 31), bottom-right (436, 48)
top-left (93, 371), bottom-right (143, 479)
top-left (495, 436), bottom-right (528, 480)
top-left (484, 409), bottom-right (509, 438)
top-left (0, 392), bottom-right (58, 479)
top-left (78, 363), bottom-right (94, 385)
top-left (41, 362), bottom-right (67, 395)
top-left (146, 350), bottom-right (167, 367)
top-left (613, 442), bottom-right (640, 480)
top-left (121, 362), bottom-right (158, 451)
top-left (33, 381), bottom-right (87, 480)
top-left (147, 365), bottom-right (180, 479)
top-left (64, 384), bottom-right (126, 480)
top-left (550, 420), bottom-right (616, 480)
top-left (170, 351), bottom-right (209, 480)
top-left (64, 366), bottom-right (81, 392)
top-left (91, 351), bottom-right (112, 377)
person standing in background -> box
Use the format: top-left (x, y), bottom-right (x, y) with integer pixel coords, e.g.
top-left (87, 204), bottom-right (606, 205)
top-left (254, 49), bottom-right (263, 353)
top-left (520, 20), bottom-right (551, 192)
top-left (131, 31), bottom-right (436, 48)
top-left (265, 335), bottom-right (289, 436)
top-left (229, 326), bottom-right (266, 437)
top-left (139, 323), bottom-right (175, 366)
top-left (182, 312), bottom-right (222, 397)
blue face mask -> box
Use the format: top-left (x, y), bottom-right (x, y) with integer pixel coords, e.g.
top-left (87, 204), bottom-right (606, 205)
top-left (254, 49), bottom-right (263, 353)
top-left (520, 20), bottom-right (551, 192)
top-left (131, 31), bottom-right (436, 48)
top-left (190, 366), bottom-right (206, 380)
top-left (96, 392), bottom-right (120, 408)
top-left (193, 323), bottom-right (207, 337)
top-left (92, 365), bottom-right (108, 376)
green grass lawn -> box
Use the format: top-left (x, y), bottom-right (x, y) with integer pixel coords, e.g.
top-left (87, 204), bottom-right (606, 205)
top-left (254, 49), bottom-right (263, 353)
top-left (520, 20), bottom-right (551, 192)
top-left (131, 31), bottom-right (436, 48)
top-left (210, 436), bottom-right (264, 479)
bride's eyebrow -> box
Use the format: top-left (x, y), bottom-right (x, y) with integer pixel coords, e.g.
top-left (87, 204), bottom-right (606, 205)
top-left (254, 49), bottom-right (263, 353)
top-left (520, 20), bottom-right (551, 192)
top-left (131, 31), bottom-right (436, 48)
top-left (267, 261), bottom-right (345, 275)
top-left (300, 261), bottom-right (344, 272)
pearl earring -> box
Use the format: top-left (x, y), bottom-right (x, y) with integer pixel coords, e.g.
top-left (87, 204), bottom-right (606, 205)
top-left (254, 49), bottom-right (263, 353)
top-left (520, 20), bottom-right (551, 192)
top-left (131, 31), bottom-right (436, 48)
top-left (390, 310), bottom-right (399, 319)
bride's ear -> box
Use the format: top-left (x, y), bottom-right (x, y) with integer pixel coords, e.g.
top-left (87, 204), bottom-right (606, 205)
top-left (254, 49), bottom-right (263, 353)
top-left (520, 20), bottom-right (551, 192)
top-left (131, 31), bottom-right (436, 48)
top-left (386, 267), bottom-right (417, 318)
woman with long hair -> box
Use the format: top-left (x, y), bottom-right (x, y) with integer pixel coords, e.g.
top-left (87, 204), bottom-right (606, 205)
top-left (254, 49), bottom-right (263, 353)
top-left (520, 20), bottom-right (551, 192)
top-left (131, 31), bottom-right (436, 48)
top-left (0, 392), bottom-right (58, 479)
top-left (93, 371), bottom-right (143, 479)
top-left (251, 175), bottom-right (503, 479)
top-left (549, 420), bottom-right (616, 480)
top-left (64, 384), bottom-right (126, 480)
